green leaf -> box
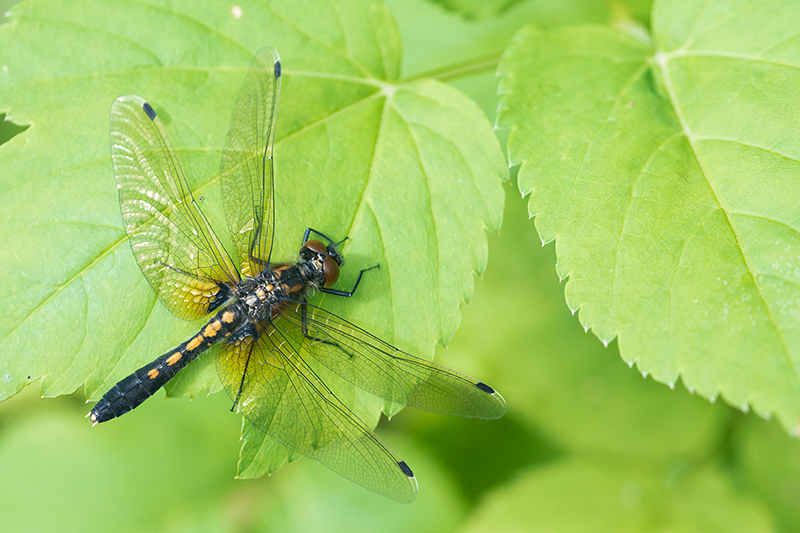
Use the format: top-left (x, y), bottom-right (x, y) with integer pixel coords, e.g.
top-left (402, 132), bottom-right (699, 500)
top-left (0, 113), bottom-right (27, 145)
top-left (436, 189), bottom-right (733, 460)
top-left (460, 458), bottom-right (776, 532)
top-left (498, 0), bottom-right (800, 433)
top-left (0, 0), bottom-right (506, 475)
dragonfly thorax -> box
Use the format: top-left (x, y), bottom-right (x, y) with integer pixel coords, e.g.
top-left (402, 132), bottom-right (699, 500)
top-left (240, 242), bottom-right (341, 322)
top-left (238, 266), bottom-right (307, 321)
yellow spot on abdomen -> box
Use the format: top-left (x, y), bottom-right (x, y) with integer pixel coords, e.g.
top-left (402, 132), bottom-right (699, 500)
top-left (222, 311), bottom-right (236, 323)
top-left (147, 368), bottom-right (159, 379)
top-left (186, 335), bottom-right (204, 351)
top-left (166, 352), bottom-right (184, 366)
top-left (203, 321), bottom-right (222, 337)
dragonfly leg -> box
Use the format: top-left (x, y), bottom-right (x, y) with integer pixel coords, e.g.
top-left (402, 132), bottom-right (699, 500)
top-left (301, 227), bottom-right (379, 296)
top-left (299, 299), bottom-right (354, 357)
top-left (319, 264), bottom-right (379, 297)
top-left (302, 227), bottom-right (338, 246)
top-left (248, 213), bottom-right (269, 273)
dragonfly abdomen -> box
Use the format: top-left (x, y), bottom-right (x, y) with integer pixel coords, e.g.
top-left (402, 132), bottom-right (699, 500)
top-left (90, 304), bottom-right (247, 424)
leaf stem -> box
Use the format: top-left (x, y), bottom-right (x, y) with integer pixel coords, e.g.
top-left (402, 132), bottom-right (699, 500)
top-left (402, 52), bottom-right (502, 83)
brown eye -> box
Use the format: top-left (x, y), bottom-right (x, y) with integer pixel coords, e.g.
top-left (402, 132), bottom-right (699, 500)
top-left (303, 239), bottom-right (327, 254)
top-left (323, 256), bottom-right (339, 287)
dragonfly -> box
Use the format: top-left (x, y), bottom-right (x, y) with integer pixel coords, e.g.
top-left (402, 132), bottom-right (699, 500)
top-left (91, 47), bottom-right (506, 502)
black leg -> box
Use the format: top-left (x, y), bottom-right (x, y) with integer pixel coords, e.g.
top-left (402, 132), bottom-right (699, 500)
top-left (231, 345), bottom-right (253, 412)
top-left (302, 227), bottom-right (338, 246)
top-left (229, 326), bottom-right (259, 411)
top-left (319, 264), bottom-right (379, 297)
top-left (248, 213), bottom-right (268, 272)
top-left (301, 227), bottom-right (379, 297)
top-left (299, 297), bottom-right (355, 358)
top-left (301, 228), bottom-right (347, 250)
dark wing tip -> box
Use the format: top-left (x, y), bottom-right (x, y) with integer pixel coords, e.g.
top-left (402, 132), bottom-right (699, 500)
top-left (475, 381), bottom-right (507, 419)
top-left (274, 59), bottom-right (281, 79)
top-left (397, 460), bottom-right (414, 478)
top-left (475, 381), bottom-right (495, 394)
top-left (142, 101), bottom-right (157, 121)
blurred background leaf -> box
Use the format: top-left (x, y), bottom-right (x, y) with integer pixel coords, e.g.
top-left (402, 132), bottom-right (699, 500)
top-left (461, 458), bottom-right (775, 532)
top-left (424, 0), bottom-right (651, 25)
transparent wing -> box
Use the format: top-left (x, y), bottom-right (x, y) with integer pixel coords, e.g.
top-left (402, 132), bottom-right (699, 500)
top-left (220, 47), bottom-right (281, 277)
top-left (217, 322), bottom-right (418, 503)
top-left (110, 95), bottom-right (240, 320)
top-left (279, 302), bottom-right (507, 419)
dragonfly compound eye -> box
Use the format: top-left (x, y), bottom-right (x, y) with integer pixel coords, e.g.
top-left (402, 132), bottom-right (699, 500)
top-left (323, 256), bottom-right (340, 287)
top-left (303, 239), bottom-right (327, 255)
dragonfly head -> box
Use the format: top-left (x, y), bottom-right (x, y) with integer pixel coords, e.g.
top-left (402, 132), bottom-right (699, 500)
top-left (301, 239), bottom-right (342, 288)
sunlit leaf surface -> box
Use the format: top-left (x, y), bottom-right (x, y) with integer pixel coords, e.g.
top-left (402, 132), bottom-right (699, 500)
top-left (499, 0), bottom-right (800, 433)
top-left (0, 0), bottom-right (505, 474)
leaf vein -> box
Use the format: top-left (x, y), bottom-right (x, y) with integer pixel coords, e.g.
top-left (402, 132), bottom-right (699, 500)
top-left (656, 52), bottom-right (800, 391)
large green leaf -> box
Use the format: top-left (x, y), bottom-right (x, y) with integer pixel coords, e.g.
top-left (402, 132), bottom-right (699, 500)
top-left (460, 458), bottom-right (776, 532)
top-left (0, 0), bottom-right (506, 474)
top-left (498, 0), bottom-right (800, 432)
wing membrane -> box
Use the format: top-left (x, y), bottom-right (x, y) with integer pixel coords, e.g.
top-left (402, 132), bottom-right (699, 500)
top-left (280, 302), bottom-right (507, 419)
top-left (220, 47), bottom-right (281, 276)
top-left (110, 95), bottom-right (240, 320)
top-left (217, 322), bottom-right (418, 503)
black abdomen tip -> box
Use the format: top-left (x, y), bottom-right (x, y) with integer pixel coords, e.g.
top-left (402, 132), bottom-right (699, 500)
top-left (142, 102), bottom-right (157, 121)
top-left (397, 461), bottom-right (414, 478)
top-left (476, 381), bottom-right (495, 394)
top-left (274, 60), bottom-right (281, 79)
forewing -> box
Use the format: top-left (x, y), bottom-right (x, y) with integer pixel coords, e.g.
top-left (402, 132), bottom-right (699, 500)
top-left (280, 302), bottom-right (507, 419)
top-left (110, 95), bottom-right (240, 320)
top-left (216, 322), bottom-right (418, 503)
top-left (220, 47), bottom-right (281, 276)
